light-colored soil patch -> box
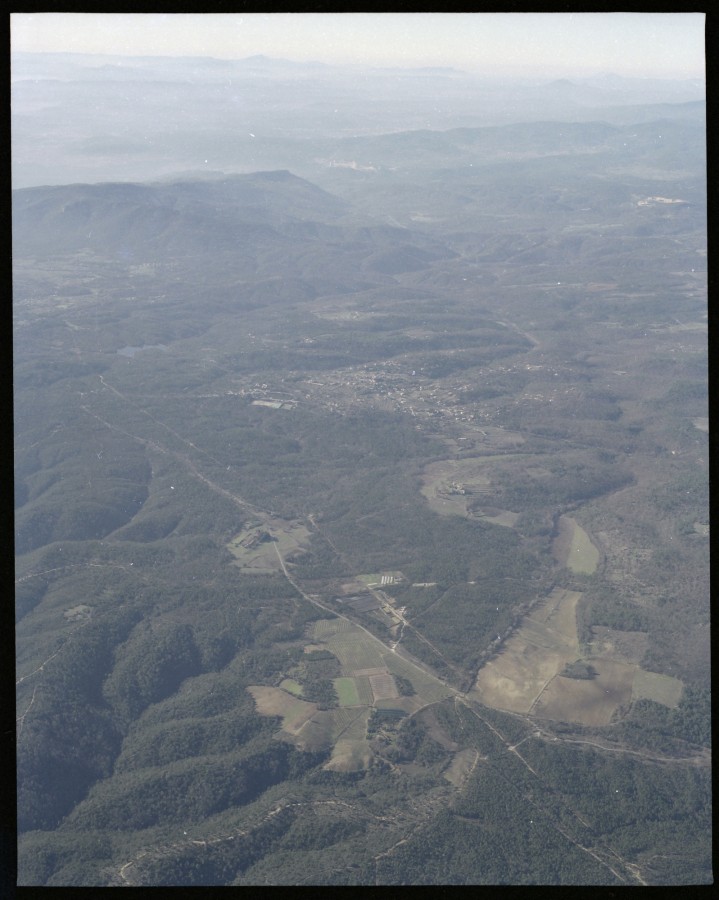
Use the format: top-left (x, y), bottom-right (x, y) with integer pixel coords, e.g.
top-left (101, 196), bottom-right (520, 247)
top-left (692, 417), bottom-right (709, 433)
top-left (632, 669), bottom-right (684, 708)
top-left (472, 645), bottom-right (568, 712)
top-left (279, 678), bottom-right (304, 697)
top-left (444, 749), bottom-right (481, 787)
top-left (227, 519), bottom-right (311, 573)
top-left (369, 673), bottom-right (399, 701)
top-left (334, 677), bottom-right (361, 706)
top-left (324, 738), bottom-right (374, 772)
top-left (553, 516), bottom-right (600, 574)
top-left (248, 686), bottom-right (318, 732)
top-left (693, 522), bottom-right (709, 536)
top-left (357, 571), bottom-right (403, 587)
top-left (472, 589), bottom-right (581, 713)
top-left (531, 659), bottom-right (636, 725)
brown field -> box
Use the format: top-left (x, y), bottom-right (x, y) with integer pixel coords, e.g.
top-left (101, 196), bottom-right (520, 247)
top-left (531, 659), bottom-right (636, 725)
top-left (369, 673), bottom-right (399, 701)
top-left (471, 589), bottom-right (581, 713)
top-left (247, 686), bottom-right (318, 732)
top-left (471, 645), bottom-right (568, 712)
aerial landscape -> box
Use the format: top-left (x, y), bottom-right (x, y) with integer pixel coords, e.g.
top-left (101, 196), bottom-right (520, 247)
top-left (12, 13), bottom-right (710, 887)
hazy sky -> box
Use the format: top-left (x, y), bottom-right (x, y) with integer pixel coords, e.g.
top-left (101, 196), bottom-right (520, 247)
top-left (11, 12), bottom-right (705, 79)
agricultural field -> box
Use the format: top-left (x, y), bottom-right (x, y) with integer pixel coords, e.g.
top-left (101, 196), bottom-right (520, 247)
top-left (471, 589), bottom-right (582, 713)
top-left (531, 659), bottom-right (636, 726)
top-left (419, 458), bottom-right (493, 517)
top-left (333, 676), bottom-right (361, 707)
top-left (279, 679), bottom-right (304, 697)
top-left (631, 669), bottom-right (684, 708)
top-left (472, 587), bottom-right (686, 726)
top-left (247, 686), bottom-right (318, 733)
top-left (369, 672), bottom-right (399, 701)
top-left (552, 516), bottom-right (600, 574)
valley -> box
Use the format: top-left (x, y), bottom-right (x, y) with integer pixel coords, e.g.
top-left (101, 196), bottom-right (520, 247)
top-left (13, 52), bottom-right (709, 887)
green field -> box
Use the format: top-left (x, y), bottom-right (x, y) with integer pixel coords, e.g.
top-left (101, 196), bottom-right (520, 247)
top-left (280, 679), bottom-right (304, 697)
top-left (357, 571), bottom-right (404, 586)
top-left (328, 632), bottom-right (386, 673)
top-left (334, 677), bottom-right (361, 706)
top-left (632, 669), bottom-right (684, 708)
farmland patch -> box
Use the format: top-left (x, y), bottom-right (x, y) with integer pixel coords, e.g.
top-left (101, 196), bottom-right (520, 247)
top-left (419, 458), bottom-right (493, 517)
top-left (369, 672), bottom-right (399, 701)
top-left (552, 516), bottom-right (600, 574)
top-left (631, 669), bottom-right (683, 708)
top-left (247, 686), bottom-right (318, 732)
top-left (531, 659), bottom-right (636, 726)
top-left (471, 589), bottom-right (581, 713)
top-left (279, 678), bottom-right (304, 697)
top-left (333, 677), bottom-right (361, 707)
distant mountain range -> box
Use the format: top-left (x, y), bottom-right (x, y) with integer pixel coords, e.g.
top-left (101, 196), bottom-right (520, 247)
top-left (11, 51), bottom-right (705, 189)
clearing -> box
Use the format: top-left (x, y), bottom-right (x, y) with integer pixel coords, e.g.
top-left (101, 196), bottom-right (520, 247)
top-left (474, 506), bottom-right (519, 528)
top-left (631, 669), bottom-right (683, 708)
top-left (552, 516), bottom-right (600, 574)
top-left (227, 519), bottom-right (311, 573)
